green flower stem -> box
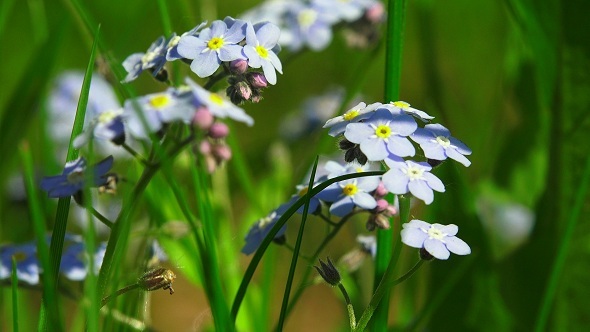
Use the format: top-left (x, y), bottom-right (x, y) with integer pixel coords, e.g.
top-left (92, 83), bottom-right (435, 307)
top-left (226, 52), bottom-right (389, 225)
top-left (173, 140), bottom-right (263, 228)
top-left (354, 195), bottom-right (411, 331)
top-left (534, 152), bottom-right (590, 332)
top-left (89, 207), bottom-right (114, 228)
top-left (338, 283), bottom-right (357, 330)
top-left (121, 143), bottom-right (147, 165)
top-left (100, 283), bottom-right (140, 308)
top-left (11, 258), bottom-right (19, 332)
top-left (96, 136), bottom-right (194, 298)
top-left (275, 210), bottom-right (368, 330)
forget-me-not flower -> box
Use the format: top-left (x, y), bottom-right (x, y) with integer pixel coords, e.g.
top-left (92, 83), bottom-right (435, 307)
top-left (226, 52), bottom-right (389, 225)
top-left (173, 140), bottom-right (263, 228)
top-left (0, 243), bottom-right (39, 285)
top-left (285, 2), bottom-right (338, 51)
top-left (388, 101), bottom-right (434, 122)
top-left (124, 88), bottom-right (195, 139)
top-left (323, 102), bottom-right (382, 137)
top-left (344, 108), bottom-right (417, 161)
top-left (382, 158), bottom-right (444, 205)
top-left (242, 205), bottom-right (288, 255)
top-left (186, 78), bottom-right (254, 126)
top-left (401, 219), bottom-right (471, 260)
top-left (40, 156), bottom-right (114, 198)
top-left (122, 36), bottom-right (167, 83)
top-left (60, 238), bottom-right (107, 281)
top-left (411, 124), bottom-right (472, 167)
top-left (73, 109), bottom-right (126, 148)
top-left (166, 22), bottom-right (208, 61)
top-left (314, 0), bottom-right (372, 22)
top-left (317, 175), bottom-right (380, 217)
top-left (177, 19), bottom-right (247, 78)
top-left (243, 22), bottom-right (283, 85)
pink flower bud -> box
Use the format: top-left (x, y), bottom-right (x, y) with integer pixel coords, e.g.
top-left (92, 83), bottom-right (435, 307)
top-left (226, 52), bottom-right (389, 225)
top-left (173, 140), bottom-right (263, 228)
top-left (193, 107), bottom-right (214, 130)
top-left (375, 182), bottom-right (388, 197)
top-left (199, 140), bottom-right (212, 154)
top-left (366, 2), bottom-right (385, 23)
top-left (213, 144), bottom-right (232, 161)
top-left (248, 72), bottom-right (268, 88)
top-left (230, 59), bottom-right (248, 74)
top-left (375, 199), bottom-right (389, 212)
top-left (208, 122), bottom-right (229, 139)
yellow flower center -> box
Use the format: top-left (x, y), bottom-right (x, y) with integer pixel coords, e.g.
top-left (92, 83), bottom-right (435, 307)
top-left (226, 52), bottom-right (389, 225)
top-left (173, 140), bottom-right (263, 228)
top-left (342, 183), bottom-right (358, 196)
top-left (255, 45), bottom-right (269, 58)
top-left (149, 95), bottom-right (171, 109)
top-left (141, 51), bottom-right (157, 65)
top-left (405, 165), bottom-right (424, 180)
top-left (427, 226), bottom-right (445, 240)
top-left (435, 136), bottom-right (451, 147)
top-left (167, 35), bottom-right (181, 48)
top-left (298, 187), bottom-right (309, 197)
top-left (392, 101), bottom-right (410, 109)
top-left (12, 251), bottom-right (27, 262)
top-left (207, 37), bottom-right (224, 50)
top-left (375, 124), bottom-right (391, 138)
top-left (343, 109), bottom-right (360, 121)
top-left (98, 110), bottom-right (119, 124)
top-left (209, 93), bottom-right (224, 106)
top-left (298, 9), bottom-right (318, 27)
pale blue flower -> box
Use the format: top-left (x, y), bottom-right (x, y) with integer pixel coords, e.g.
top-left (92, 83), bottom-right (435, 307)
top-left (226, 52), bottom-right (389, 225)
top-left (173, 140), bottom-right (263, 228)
top-left (73, 109), bottom-right (126, 148)
top-left (401, 219), bottom-right (471, 260)
top-left (344, 108), bottom-right (417, 161)
top-left (317, 175), bottom-right (380, 217)
top-left (387, 101), bottom-right (434, 122)
top-left (356, 234), bottom-right (376, 257)
top-left (323, 102), bottom-right (382, 137)
top-left (411, 124), bottom-right (472, 167)
top-left (60, 238), bottom-right (107, 281)
top-left (166, 22), bottom-right (208, 61)
top-left (285, 183), bottom-right (322, 214)
top-left (285, 2), bottom-right (338, 51)
top-left (0, 243), bottom-right (39, 285)
top-left (242, 205), bottom-right (288, 255)
top-left (313, 0), bottom-right (373, 22)
top-left (185, 78), bottom-right (253, 126)
top-left (382, 158), bottom-right (444, 205)
top-left (124, 88), bottom-right (195, 139)
top-left (243, 22), bottom-right (283, 85)
top-left (40, 156), bottom-right (114, 198)
top-left (177, 19), bottom-right (247, 78)
top-left (122, 36), bottom-right (167, 83)
top-left (324, 160), bottom-right (379, 179)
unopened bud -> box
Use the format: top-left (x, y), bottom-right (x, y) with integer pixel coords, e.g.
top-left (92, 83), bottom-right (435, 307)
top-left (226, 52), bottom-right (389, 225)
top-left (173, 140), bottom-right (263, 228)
top-left (366, 2), bottom-right (385, 23)
top-left (138, 268), bottom-right (176, 294)
top-left (226, 81), bottom-right (252, 104)
top-left (374, 199), bottom-right (389, 212)
top-left (314, 257), bottom-right (341, 286)
top-left (230, 59), bottom-right (248, 74)
top-left (193, 107), bottom-right (214, 130)
top-left (208, 122), bottom-right (229, 139)
top-left (213, 144), bottom-right (232, 161)
top-left (247, 72), bottom-right (268, 88)
top-left (375, 182), bottom-right (388, 197)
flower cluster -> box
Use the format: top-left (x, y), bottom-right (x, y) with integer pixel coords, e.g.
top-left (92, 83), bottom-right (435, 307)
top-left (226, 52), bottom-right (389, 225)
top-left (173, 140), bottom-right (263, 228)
top-left (240, 0), bottom-right (386, 51)
top-left (0, 234), bottom-right (106, 285)
top-left (243, 101), bottom-right (473, 260)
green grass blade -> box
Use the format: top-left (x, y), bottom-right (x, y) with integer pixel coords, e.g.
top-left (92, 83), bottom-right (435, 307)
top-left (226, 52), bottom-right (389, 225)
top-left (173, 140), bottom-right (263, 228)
top-left (372, 0), bottom-right (407, 328)
top-left (18, 143), bottom-right (59, 331)
top-left (230, 170), bottom-right (385, 322)
top-left (534, 152), bottom-right (590, 332)
top-left (156, 0), bottom-right (173, 36)
top-left (276, 156), bottom-right (319, 330)
top-left (0, 0), bottom-right (17, 35)
top-left (42, 24), bottom-right (100, 331)
top-left (11, 257), bottom-right (19, 332)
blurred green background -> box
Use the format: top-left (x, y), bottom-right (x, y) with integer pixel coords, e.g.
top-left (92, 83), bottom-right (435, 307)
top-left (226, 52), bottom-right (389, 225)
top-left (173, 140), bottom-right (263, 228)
top-left (1, 0), bottom-right (589, 331)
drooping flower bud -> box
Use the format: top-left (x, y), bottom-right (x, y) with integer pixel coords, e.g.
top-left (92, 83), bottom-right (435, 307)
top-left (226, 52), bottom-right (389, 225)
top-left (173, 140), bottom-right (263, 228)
top-left (247, 72), bottom-right (268, 89)
top-left (138, 268), bottom-right (176, 294)
top-left (314, 257), bottom-right (341, 286)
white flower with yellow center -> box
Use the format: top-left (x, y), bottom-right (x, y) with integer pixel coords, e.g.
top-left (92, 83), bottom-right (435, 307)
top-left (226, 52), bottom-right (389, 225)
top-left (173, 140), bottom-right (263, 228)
top-left (382, 158), bottom-right (445, 205)
top-left (317, 175), bottom-right (380, 217)
top-left (323, 102), bottom-right (382, 137)
top-left (411, 123), bottom-right (472, 167)
top-left (177, 19), bottom-right (247, 78)
top-left (401, 219), bottom-right (471, 260)
top-left (243, 22), bottom-right (283, 85)
top-left (388, 101), bottom-right (434, 122)
top-left (344, 108), bottom-right (418, 161)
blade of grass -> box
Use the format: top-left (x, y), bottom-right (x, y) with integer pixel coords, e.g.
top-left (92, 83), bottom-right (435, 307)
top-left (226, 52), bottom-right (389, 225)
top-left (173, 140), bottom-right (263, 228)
top-left (83, 140), bottom-right (99, 332)
top-left (534, 152), bottom-right (590, 332)
top-left (230, 170), bottom-right (385, 322)
top-left (11, 257), bottom-right (19, 332)
top-left (276, 156), bottom-right (319, 330)
top-left (155, 0), bottom-right (173, 36)
top-left (371, 0), bottom-right (407, 328)
top-left (26, 0), bottom-right (48, 43)
top-left (41, 24), bottom-right (100, 331)
top-left (18, 142), bottom-right (59, 331)
top-left (0, 0), bottom-right (17, 36)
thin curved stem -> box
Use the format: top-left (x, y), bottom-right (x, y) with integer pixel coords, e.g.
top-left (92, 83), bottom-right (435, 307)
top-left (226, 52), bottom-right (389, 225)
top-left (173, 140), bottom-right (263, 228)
top-left (100, 283), bottom-right (140, 308)
top-left (90, 207), bottom-right (114, 228)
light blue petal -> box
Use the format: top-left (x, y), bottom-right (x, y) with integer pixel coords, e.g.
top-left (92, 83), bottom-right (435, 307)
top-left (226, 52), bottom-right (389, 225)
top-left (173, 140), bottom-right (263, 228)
top-left (209, 20), bottom-right (228, 37)
top-left (425, 123), bottom-right (450, 137)
top-left (257, 22), bottom-right (281, 47)
top-left (330, 196), bottom-right (355, 217)
top-left (261, 60), bottom-right (277, 85)
top-left (390, 114), bottom-right (417, 136)
top-left (344, 123), bottom-right (373, 143)
top-left (420, 142), bottom-right (447, 160)
top-left (386, 136), bottom-right (415, 157)
top-left (408, 180), bottom-right (434, 204)
top-left (435, 224), bottom-right (458, 236)
top-left (446, 148), bottom-right (472, 166)
top-left (423, 172), bottom-right (445, 192)
top-left (243, 45), bottom-right (262, 67)
top-left (267, 51), bottom-right (283, 73)
top-left (382, 168), bottom-right (409, 194)
top-left (404, 219), bottom-right (432, 230)
top-left (400, 227), bottom-right (428, 248)
top-left (360, 138), bottom-right (389, 161)
top-left (218, 44), bottom-right (245, 62)
top-left (449, 136), bottom-right (472, 154)
top-left (352, 192), bottom-right (377, 209)
top-left (177, 36), bottom-right (205, 59)
top-left (191, 51), bottom-right (221, 77)
top-left (445, 236), bottom-right (471, 255)
top-left (424, 239), bottom-right (450, 260)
